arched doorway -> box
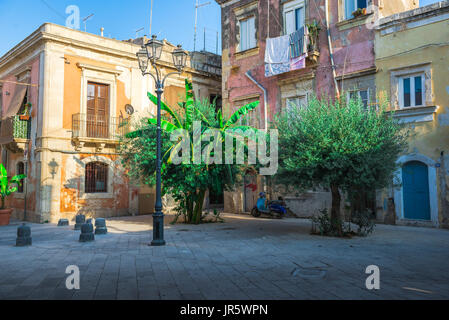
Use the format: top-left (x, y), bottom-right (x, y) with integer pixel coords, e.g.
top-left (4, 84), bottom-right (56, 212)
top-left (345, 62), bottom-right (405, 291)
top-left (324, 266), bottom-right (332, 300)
top-left (402, 161), bottom-right (431, 220)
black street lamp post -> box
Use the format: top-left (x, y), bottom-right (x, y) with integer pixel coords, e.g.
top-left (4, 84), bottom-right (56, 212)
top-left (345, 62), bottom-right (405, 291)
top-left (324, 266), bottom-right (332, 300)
top-left (136, 36), bottom-right (188, 246)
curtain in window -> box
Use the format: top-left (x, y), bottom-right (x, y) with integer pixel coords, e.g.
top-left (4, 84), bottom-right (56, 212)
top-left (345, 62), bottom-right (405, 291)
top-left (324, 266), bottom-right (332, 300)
top-left (415, 76), bottom-right (423, 106)
top-left (403, 78), bottom-right (411, 107)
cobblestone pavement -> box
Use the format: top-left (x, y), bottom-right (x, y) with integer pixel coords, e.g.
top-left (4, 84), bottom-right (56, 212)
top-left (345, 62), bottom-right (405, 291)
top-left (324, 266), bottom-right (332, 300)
top-left (0, 214), bottom-right (448, 300)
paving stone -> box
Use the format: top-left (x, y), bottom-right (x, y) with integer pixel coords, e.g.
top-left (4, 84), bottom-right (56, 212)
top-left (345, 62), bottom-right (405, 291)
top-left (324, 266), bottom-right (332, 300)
top-left (0, 214), bottom-right (448, 300)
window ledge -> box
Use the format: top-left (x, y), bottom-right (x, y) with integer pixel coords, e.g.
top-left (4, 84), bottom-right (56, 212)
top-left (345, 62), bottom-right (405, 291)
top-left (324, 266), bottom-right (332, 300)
top-left (388, 105), bottom-right (439, 123)
top-left (337, 12), bottom-right (373, 31)
top-left (14, 192), bottom-right (26, 199)
top-left (81, 192), bottom-right (114, 200)
top-left (235, 47), bottom-right (259, 60)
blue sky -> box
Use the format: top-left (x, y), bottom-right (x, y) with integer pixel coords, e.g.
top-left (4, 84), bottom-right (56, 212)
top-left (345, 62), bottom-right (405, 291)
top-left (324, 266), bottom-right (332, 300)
top-left (0, 0), bottom-right (442, 57)
top-left (0, 0), bottom-right (222, 56)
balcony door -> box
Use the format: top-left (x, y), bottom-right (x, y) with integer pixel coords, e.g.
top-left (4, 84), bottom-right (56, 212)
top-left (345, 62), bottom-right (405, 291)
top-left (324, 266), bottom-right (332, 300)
top-left (87, 82), bottom-right (109, 139)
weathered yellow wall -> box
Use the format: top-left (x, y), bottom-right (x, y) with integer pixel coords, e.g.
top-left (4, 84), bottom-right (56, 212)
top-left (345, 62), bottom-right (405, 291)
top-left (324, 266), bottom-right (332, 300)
top-left (376, 15), bottom-right (449, 225)
top-left (380, 0), bottom-right (419, 17)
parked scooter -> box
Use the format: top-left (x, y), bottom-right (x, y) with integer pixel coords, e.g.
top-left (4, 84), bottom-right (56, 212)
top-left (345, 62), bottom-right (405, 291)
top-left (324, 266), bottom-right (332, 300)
top-left (251, 193), bottom-right (287, 219)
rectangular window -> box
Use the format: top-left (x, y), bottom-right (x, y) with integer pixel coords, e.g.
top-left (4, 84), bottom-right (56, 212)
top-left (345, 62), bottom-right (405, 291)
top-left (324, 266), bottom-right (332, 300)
top-left (239, 17), bottom-right (256, 52)
top-left (345, 0), bottom-right (367, 19)
top-left (400, 75), bottom-right (424, 108)
top-left (284, 1), bottom-right (305, 35)
top-left (348, 89), bottom-right (370, 110)
top-left (85, 162), bottom-right (108, 193)
top-left (87, 82), bottom-right (110, 138)
top-left (414, 76), bottom-right (423, 106)
top-left (286, 96), bottom-right (307, 113)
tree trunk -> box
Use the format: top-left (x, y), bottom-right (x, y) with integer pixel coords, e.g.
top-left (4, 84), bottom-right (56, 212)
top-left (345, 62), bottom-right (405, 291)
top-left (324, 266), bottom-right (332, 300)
top-left (193, 189), bottom-right (206, 224)
top-left (330, 183), bottom-right (342, 235)
top-left (186, 195), bottom-right (194, 223)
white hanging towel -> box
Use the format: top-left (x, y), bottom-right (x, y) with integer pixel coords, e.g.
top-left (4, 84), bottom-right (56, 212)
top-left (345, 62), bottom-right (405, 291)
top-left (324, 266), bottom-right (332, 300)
top-left (264, 35), bottom-right (290, 64)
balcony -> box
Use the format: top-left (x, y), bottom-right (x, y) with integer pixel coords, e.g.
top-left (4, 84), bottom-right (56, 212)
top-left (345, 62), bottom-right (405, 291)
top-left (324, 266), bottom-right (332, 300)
top-left (0, 116), bottom-right (31, 153)
top-left (265, 26), bottom-right (320, 78)
top-left (72, 113), bottom-right (129, 151)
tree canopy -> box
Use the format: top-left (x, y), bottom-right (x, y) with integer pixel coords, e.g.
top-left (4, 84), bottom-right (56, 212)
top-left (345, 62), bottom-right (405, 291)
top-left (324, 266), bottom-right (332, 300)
top-left (274, 95), bottom-right (409, 234)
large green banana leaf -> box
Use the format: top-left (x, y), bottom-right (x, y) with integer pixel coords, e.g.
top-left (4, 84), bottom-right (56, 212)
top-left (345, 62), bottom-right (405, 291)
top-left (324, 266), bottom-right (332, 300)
top-left (147, 92), bottom-right (182, 128)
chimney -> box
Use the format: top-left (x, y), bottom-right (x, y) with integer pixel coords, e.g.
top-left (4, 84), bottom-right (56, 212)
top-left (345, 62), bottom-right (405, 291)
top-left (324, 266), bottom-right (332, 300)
top-left (100, 27), bottom-right (104, 37)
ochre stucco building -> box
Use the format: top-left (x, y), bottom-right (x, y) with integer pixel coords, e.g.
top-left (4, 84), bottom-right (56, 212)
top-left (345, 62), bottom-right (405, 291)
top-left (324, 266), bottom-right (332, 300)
top-left (0, 23), bottom-right (221, 223)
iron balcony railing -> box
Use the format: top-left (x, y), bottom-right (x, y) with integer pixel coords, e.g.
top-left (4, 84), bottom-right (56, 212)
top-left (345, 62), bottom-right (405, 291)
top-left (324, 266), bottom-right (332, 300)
top-left (72, 113), bottom-right (129, 140)
top-left (0, 116), bottom-right (31, 143)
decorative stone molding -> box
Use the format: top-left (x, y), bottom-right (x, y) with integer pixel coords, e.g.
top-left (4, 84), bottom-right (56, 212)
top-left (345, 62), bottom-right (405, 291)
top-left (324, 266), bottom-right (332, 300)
top-left (389, 62), bottom-right (433, 110)
top-left (76, 63), bottom-right (122, 76)
top-left (79, 155), bottom-right (115, 200)
top-left (389, 105), bottom-right (439, 124)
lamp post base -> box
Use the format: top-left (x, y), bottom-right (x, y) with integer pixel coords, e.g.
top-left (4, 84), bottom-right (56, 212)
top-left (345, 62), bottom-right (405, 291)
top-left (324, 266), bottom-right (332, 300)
top-left (151, 239), bottom-right (166, 246)
top-left (151, 212), bottom-right (165, 246)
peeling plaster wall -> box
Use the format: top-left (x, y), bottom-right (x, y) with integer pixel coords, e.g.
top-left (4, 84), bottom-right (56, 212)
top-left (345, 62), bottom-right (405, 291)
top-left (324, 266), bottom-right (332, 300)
top-left (0, 54), bottom-right (41, 222)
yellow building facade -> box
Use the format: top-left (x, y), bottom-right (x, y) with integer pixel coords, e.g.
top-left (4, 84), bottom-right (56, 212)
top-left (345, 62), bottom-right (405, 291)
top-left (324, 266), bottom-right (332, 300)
top-left (375, 2), bottom-right (449, 228)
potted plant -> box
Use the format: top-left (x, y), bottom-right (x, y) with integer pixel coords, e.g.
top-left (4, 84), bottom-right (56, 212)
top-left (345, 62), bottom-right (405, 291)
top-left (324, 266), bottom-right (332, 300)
top-left (306, 20), bottom-right (322, 52)
top-left (352, 7), bottom-right (367, 18)
top-left (0, 163), bottom-right (26, 226)
top-left (19, 102), bottom-right (31, 121)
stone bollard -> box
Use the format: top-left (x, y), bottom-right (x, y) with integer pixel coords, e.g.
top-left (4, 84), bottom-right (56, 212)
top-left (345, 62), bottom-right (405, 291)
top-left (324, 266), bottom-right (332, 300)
top-left (74, 215), bottom-right (86, 230)
top-left (95, 218), bottom-right (108, 235)
top-left (16, 224), bottom-right (32, 247)
top-left (79, 222), bottom-right (95, 242)
top-left (58, 219), bottom-right (69, 227)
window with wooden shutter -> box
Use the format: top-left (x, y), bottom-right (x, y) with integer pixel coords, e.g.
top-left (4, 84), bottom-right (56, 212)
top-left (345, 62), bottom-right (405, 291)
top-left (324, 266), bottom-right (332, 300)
top-left (87, 82), bottom-right (110, 138)
top-left (239, 16), bottom-right (256, 52)
top-left (85, 162), bottom-right (108, 193)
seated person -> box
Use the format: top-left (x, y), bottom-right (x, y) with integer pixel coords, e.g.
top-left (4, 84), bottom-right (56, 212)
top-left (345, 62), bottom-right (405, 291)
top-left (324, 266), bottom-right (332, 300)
top-left (256, 192), bottom-right (269, 213)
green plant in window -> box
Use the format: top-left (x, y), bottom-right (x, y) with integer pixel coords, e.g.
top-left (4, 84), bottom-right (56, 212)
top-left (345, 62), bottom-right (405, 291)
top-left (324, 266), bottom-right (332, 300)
top-left (306, 20), bottom-right (321, 52)
top-left (352, 7), bottom-right (367, 18)
top-left (0, 163), bottom-right (26, 210)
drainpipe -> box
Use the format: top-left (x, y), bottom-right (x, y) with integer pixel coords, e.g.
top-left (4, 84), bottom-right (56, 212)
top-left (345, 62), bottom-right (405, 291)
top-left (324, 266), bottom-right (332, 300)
top-left (245, 71), bottom-right (268, 131)
top-left (325, 0), bottom-right (340, 98)
top-left (245, 70), bottom-right (269, 198)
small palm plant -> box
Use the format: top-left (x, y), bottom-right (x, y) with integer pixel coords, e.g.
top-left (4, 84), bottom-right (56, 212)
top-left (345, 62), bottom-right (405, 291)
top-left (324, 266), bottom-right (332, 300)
top-left (0, 163), bottom-right (26, 210)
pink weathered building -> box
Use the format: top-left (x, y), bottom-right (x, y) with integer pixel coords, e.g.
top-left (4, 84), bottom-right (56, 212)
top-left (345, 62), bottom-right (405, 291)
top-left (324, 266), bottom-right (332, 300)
top-left (216, 0), bottom-right (418, 214)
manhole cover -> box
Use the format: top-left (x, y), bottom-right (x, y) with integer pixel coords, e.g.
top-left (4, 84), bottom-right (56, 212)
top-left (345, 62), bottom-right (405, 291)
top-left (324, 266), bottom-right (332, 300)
top-left (291, 267), bottom-right (327, 279)
top-left (218, 227), bottom-right (237, 231)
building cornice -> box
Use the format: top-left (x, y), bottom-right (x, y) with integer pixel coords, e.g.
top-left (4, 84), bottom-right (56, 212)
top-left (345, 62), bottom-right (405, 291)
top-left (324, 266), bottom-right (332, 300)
top-left (378, 1), bottom-right (449, 31)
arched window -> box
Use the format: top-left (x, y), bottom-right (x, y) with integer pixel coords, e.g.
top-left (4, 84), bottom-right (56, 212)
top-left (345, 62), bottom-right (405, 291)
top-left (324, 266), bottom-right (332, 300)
top-left (85, 162), bottom-right (108, 193)
top-left (17, 162), bottom-right (25, 193)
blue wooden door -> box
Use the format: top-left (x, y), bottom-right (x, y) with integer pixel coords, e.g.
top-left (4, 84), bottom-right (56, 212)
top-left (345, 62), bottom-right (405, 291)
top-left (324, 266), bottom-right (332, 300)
top-left (402, 161), bottom-right (431, 220)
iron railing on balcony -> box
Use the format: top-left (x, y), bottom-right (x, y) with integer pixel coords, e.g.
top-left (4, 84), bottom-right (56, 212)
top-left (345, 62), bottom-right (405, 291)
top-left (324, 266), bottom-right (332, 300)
top-left (72, 113), bottom-right (129, 140)
top-left (0, 116), bottom-right (31, 144)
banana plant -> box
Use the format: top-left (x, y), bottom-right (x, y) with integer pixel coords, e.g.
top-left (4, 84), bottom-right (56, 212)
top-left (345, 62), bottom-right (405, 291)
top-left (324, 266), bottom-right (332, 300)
top-left (0, 163), bottom-right (26, 210)
top-left (144, 79), bottom-right (262, 165)
top-left (125, 79), bottom-right (262, 224)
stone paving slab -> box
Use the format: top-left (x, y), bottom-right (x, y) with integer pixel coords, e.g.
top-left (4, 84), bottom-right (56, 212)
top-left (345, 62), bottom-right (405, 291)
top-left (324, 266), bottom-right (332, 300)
top-left (0, 214), bottom-right (449, 300)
